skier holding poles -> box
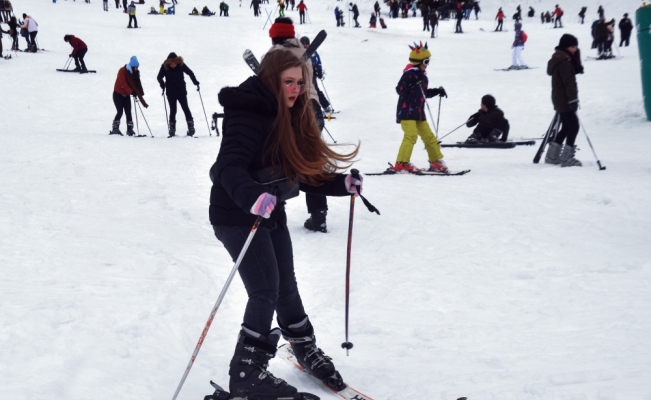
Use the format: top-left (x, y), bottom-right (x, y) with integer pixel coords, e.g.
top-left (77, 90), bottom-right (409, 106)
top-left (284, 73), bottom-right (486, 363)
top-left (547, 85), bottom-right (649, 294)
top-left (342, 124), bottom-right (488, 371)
top-left (389, 42), bottom-right (449, 173)
top-left (206, 49), bottom-right (361, 399)
top-left (156, 52), bottom-right (200, 137)
top-left (110, 56), bottom-right (148, 136)
top-left (544, 34), bottom-right (584, 167)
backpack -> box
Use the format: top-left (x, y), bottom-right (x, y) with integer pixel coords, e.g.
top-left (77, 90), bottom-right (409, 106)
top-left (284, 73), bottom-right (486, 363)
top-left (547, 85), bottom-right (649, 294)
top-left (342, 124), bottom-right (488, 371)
top-left (521, 31), bottom-right (528, 43)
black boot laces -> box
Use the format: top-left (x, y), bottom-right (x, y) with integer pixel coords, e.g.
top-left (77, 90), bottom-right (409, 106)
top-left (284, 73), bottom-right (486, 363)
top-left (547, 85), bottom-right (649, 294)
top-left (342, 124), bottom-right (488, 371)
top-left (304, 343), bottom-right (332, 370)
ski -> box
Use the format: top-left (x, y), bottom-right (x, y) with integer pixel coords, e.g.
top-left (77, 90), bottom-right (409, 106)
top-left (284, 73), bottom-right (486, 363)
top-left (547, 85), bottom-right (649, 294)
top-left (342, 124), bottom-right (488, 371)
top-left (442, 140), bottom-right (535, 148)
top-left (366, 163), bottom-right (471, 176)
top-left (494, 66), bottom-right (538, 71)
top-left (204, 380), bottom-right (321, 400)
top-left (277, 344), bottom-right (373, 400)
top-left (3, 55), bottom-right (11, 60)
top-left (586, 56), bottom-right (622, 61)
top-left (243, 49), bottom-right (261, 74)
top-left (56, 69), bottom-right (97, 73)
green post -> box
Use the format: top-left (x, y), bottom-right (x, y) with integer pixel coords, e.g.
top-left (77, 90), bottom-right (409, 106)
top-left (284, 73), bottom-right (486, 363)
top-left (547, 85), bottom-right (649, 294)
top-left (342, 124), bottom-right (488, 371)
top-left (637, 7), bottom-right (651, 120)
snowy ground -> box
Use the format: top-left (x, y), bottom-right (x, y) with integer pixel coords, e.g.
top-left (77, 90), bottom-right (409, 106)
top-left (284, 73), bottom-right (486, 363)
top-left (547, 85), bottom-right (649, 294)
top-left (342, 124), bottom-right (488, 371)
top-left (1, 0), bottom-right (650, 399)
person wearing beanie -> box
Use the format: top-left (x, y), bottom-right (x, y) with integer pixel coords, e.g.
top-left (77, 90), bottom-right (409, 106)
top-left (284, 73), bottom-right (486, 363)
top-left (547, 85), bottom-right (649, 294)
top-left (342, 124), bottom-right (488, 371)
top-left (110, 56), bottom-right (148, 136)
top-left (127, 1), bottom-right (138, 28)
top-left (63, 35), bottom-right (88, 73)
top-left (545, 34), bottom-right (583, 167)
top-left (464, 95), bottom-right (510, 143)
top-left (508, 22), bottom-right (527, 70)
top-left (390, 42), bottom-right (449, 173)
top-left (157, 52), bottom-right (200, 137)
top-left (267, 19), bottom-right (332, 232)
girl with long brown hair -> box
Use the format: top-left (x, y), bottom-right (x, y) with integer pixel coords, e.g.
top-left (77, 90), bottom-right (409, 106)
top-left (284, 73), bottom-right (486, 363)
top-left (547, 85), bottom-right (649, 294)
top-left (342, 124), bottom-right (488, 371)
top-left (209, 49), bottom-right (361, 399)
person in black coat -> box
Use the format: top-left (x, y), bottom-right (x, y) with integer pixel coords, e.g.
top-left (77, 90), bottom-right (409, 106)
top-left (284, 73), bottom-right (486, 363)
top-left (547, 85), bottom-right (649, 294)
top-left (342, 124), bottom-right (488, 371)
top-left (349, 2), bottom-right (360, 27)
top-left (465, 95), bottom-right (510, 143)
top-left (156, 52), bottom-right (200, 137)
top-left (455, 5), bottom-right (464, 33)
top-left (208, 49), bottom-right (360, 399)
top-left (619, 13), bottom-right (633, 47)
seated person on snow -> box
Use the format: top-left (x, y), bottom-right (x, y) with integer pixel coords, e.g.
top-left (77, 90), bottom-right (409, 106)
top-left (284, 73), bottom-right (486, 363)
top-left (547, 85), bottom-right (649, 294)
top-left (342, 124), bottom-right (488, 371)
top-left (191, 7), bottom-right (199, 14)
top-left (202, 6), bottom-right (213, 15)
top-left (465, 94), bottom-right (510, 143)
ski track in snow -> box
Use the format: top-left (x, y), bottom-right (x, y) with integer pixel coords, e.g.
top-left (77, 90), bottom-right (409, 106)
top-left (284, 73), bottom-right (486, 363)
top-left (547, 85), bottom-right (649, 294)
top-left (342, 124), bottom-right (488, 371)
top-left (1, 0), bottom-right (650, 399)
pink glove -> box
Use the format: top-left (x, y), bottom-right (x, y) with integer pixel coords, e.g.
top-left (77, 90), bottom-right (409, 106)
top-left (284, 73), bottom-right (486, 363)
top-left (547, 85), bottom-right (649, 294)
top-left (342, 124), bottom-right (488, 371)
top-left (250, 193), bottom-right (277, 219)
top-left (345, 173), bottom-right (364, 197)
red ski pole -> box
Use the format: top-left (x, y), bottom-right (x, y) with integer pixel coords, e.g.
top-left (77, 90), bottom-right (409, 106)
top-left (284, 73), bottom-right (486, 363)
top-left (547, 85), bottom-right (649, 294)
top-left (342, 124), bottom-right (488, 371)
top-left (171, 216), bottom-right (263, 400)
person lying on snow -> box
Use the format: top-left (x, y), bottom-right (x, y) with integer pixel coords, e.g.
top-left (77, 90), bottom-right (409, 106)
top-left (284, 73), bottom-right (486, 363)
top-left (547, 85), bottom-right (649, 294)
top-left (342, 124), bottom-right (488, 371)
top-left (465, 94), bottom-right (510, 143)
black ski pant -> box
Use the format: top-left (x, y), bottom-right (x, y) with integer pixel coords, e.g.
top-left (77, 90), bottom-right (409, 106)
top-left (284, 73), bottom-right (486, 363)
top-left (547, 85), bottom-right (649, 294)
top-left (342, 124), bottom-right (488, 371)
top-left (73, 48), bottom-right (88, 71)
top-left (213, 224), bottom-right (308, 334)
top-left (597, 39), bottom-right (608, 54)
top-left (554, 16), bottom-right (562, 28)
top-left (495, 20), bottom-right (503, 31)
top-left (103, 0), bottom-right (109, 11)
top-left (456, 19), bottom-right (462, 32)
top-left (353, 15), bottom-right (359, 27)
top-left (253, 5), bottom-right (259, 16)
top-left (307, 99), bottom-right (328, 216)
top-left (554, 111), bottom-right (579, 147)
top-left (123, 0), bottom-right (127, 11)
top-left (166, 93), bottom-right (193, 123)
top-left (115, 0), bottom-right (120, 8)
top-left (299, 11), bottom-right (305, 24)
top-left (470, 119), bottom-right (510, 142)
top-left (113, 91), bottom-right (133, 123)
top-left (28, 31), bottom-right (37, 50)
top-left (620, 32), bottom-right (631, 47)
top-left (128, 15), bottom-right (138, 27)
top-left (423, 17), bottom-right (429, 31)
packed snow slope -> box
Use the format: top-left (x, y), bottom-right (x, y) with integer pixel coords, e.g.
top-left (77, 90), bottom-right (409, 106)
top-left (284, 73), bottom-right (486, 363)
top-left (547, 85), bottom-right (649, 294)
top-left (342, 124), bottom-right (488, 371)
top-left (1, 0), bottom-right (650, 399)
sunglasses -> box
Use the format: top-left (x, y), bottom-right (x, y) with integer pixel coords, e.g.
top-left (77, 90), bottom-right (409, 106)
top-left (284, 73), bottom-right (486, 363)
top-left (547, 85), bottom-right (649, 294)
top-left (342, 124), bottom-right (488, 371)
top-left (422, 59), bottom-right (431, 65)
top-left (283, 80), bottom-right (306, 94)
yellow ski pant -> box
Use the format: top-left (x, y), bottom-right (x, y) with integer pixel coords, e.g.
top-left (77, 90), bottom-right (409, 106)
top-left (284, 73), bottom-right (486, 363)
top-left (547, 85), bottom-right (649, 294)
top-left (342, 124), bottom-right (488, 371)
top-left (396, 120), bottom-right (444, 163)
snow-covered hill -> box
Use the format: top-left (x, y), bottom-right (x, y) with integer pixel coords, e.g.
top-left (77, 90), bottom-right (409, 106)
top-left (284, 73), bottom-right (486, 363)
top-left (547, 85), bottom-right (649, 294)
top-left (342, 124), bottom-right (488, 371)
top-left (1, 0), bottom-right (650, 399)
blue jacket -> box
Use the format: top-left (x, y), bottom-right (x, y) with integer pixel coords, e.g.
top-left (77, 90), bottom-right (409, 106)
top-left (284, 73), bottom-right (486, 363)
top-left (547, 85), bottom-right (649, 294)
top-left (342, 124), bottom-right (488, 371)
top-left (310, 51), bottom-right (323, 78)
top-left (395, 66), bottom-right (429, 122)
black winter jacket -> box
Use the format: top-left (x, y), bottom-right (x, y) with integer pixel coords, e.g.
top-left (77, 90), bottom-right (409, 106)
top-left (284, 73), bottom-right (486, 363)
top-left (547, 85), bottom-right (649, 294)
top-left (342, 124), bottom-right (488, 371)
top-left (156, 56), bottom-right (199, 97)
top-left (547, 49), bottom-right (579, 113)
top-left (209, 76), bottom-right (350, 228)
top-left (466, 106), bottom-right (505, 130)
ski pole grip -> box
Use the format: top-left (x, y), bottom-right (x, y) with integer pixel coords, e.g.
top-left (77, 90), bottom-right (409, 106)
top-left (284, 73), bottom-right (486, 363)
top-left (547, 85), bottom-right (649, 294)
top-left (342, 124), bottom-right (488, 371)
top-left (351, 168), bottom-right (360, 180)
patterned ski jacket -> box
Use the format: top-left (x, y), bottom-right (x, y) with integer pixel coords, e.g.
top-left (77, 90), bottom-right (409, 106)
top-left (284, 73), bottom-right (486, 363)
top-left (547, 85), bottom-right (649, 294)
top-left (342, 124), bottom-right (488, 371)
top-left (513, 23), bottom-right (524, 47)
top-left (395, 65), bottom-right (429, 122)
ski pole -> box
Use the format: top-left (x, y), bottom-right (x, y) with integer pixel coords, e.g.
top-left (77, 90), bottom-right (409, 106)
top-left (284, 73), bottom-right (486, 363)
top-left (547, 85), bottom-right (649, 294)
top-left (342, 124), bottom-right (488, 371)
top-left (197, 86), bottom-right (212, 137)
top-left (420, 86), bottom-right (438, 135)
top-left (577, 115), bottom-right (606, 170)
top-left (307, 9), bottom-right (312, 24)
top-left (163, 89), bottom-right (169, 134)
top-left (320, 78), bottom-right (334, 111)
top-left (323, 125), bottom-right (337, 143)
top-left (533, 112), bottom-right (559, 164)
top-left (341, 168), bottom-right (359, 356)
top-left (437, 119), bottom-right (472, 142)
top-left (63, 57), bottom-right (72, 70)
top-left (171, 216), bottom-right (264, 400)
top-left (134, 97), bottom-right (140, 136)
top-left (436, 95), bottom-right (442, 133)
top-left (135, 97), bottom-right (154, 138)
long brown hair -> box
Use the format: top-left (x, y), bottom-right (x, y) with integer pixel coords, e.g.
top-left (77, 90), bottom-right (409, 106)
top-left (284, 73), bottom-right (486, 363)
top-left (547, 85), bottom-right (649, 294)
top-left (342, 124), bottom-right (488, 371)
top-left (258, 50), bottom-right (358, 187)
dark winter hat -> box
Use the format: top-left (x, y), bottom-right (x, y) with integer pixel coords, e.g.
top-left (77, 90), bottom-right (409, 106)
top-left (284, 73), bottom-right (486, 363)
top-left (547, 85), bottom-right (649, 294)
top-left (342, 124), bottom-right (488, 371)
top-left (481, 94), bottom-right (496, 109)
top-left (269, 17), bottom-right (295, 39)
top-left (167, 52), bottom-right (178, 59)
top-left (558, 34), bottom-right (579, 49)
top-left (64, 35), bottom-right (71, 42)
top-left (299, 36), bottom-right (310, 45)
top-left (624, 13), bottom-right (629, 17)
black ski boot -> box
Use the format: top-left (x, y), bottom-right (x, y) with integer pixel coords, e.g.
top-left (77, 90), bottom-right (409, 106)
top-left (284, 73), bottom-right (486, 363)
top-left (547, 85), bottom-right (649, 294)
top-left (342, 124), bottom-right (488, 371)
top-left (229, 327), bottom-right (304, 399)
top-left (168, 121), bottom-right (176, 137)
top-left (109, 120), bottom-right (123, 136)
top-left (126, 121), bottom-right (136, 136)
top-left (187, 120), bottom-right (195, 136)
top-left (281, 318), bottom-right (346, 392)
top-left (303, 209), bottom-right (327, 233)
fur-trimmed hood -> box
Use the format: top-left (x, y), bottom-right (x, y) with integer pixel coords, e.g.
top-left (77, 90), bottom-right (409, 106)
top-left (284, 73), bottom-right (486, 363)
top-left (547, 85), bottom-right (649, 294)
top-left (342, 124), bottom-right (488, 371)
top-left (163, 56), bottom-right (184, 70)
